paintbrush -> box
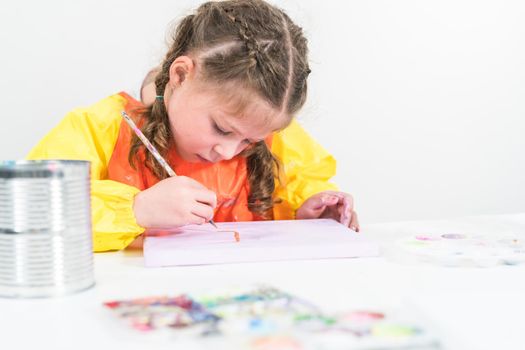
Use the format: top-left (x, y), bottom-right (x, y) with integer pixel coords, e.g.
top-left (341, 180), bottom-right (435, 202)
top-left (121, 111), bottom-right (218, 228)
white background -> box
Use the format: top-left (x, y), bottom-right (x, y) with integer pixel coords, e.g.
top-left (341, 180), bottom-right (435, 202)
top-left (0, 0), bottom-right (523, 223)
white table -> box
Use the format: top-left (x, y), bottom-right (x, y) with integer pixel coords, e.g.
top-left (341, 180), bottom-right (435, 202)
top-left (2, 214), bottom-right (525, 350)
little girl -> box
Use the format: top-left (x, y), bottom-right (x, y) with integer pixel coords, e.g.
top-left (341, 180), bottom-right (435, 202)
top-left (28, 0), bottom-right (359, 252)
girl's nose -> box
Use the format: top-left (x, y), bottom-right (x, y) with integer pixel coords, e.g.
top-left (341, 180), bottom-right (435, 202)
top-left (213, 141), bottom-right (245, 161)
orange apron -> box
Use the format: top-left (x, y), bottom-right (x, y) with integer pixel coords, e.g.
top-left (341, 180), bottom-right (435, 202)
top-left (107, 92), bottom-right (268, 222)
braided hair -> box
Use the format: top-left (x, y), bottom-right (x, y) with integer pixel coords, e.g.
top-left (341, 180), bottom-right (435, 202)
top-left (129, 0), bottom-right (311, 218)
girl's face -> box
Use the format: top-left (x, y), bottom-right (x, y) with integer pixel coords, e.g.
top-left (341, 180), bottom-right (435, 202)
top-left (164, 66), bottom-right (289, 163)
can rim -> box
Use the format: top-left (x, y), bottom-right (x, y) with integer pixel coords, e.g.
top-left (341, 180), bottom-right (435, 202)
top-left (0, 160), bottom-right (90, 179)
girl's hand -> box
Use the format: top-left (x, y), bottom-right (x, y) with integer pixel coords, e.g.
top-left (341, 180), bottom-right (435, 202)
top-left (296, 191), bottom-right (360, 232)
top-left (133, 176), bottom-right (217, 228)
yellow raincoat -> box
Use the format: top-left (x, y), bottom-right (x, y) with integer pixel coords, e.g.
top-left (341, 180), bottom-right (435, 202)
top-left (27, 93), bottom-right (338, 252)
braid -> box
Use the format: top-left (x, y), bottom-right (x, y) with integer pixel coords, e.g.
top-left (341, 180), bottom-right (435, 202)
top-left (243, 141), bottom-right (280, 218)
top-left (221, 7), bottom-right (261, 67)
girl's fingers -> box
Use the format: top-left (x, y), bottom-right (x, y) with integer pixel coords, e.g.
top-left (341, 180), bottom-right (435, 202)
top-left (298, 194), bottom-right (346, 220)
top-left (190, 202), bottom-right (215, 223)
top-left (310, 205), bottom-right (327, 217)
top-left (188, 214), bottom-right (207, 225)
top-left (317, 196), bottom-right (340, 219)
top-left (194, 189), bottom-right (217, 208)
top-left (297, 196), bottom-right (332, 219)
top-left (322, 191), bottom-right (353, 206)
top-left (339, 197), bottom-right (351, 226)
top-left (349, 210), bottom-right (359, 232)
top-left (317, 195), bottom-right (338, 209)
top-left (325, 195), bottom-right (351, 226)
top-left (309, 195), bottom-right (337, 215)
top-left (303, 191), bottom-right (358, 230)
top-left (332, 196), bottom-right (357, 230)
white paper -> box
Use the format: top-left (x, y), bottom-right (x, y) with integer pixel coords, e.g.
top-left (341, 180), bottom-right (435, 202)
top-left (143, 219), bottom-right (379, 267)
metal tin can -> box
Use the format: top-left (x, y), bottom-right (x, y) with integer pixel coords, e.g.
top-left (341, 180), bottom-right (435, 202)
top-left (0, 160), bottom-right (94, 297)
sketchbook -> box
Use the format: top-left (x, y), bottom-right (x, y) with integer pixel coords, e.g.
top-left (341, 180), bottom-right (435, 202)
top-left (143, 219), bottom-right (379, 267)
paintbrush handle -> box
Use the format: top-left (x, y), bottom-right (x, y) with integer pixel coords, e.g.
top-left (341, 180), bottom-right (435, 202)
top-left (121, 111), bottom-right (177, 177)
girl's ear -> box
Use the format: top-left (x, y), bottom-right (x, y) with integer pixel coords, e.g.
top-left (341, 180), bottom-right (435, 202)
top-left (168, 56), bottom-right (195, 88)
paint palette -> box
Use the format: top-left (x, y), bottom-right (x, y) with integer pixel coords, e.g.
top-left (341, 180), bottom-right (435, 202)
top-left (104, 285), bottom-right (441, 349)
top-left (394, 233), bottom-right (525, 267)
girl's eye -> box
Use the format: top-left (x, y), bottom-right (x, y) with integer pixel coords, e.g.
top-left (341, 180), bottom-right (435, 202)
top-left (213, 122), bottom-right (232, 136)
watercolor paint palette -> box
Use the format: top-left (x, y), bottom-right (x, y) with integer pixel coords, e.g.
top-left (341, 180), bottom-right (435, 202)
top-left (104, 285), bottom-right (441, 349)
top-left (393, 233), bottom-right (525, 267)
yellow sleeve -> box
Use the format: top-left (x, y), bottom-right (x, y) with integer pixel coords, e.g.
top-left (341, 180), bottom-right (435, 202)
top-left (26, 94), bottom-right (145, 252)
top-left (271, 120), bottom-right (339, 220)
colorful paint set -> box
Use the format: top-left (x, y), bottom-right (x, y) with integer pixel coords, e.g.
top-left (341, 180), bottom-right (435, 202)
top-left (394, 233), bottom-right (525, 267)
top-left (104, 286), bottom-right (440, 349)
